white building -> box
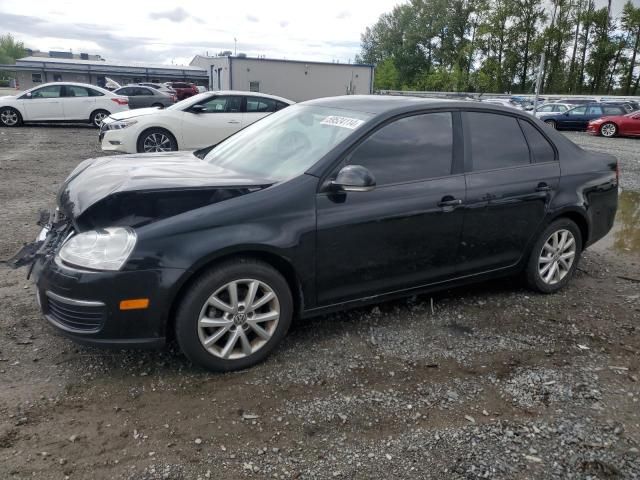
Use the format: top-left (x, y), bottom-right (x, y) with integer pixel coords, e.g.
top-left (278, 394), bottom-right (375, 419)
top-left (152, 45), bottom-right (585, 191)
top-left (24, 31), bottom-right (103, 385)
top-left (190, 55), bottom-right (375, 102)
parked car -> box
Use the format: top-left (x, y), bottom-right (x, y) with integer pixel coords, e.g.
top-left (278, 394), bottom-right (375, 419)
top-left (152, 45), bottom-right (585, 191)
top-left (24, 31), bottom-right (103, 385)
top-left (99, 90), bottom-right (293, 153)
top-left (136, 82), bottom-right (176, 96)
top-left (0, 82), bottom-right (129, 128)
top-left (165, 82), bottom-right (199, 100)
top-left (481, 98), bottom-right (523, 109)
top-left (587, 111), bottom-right (640, 137)
top-left (553, 98), bottom-right (597, 105)
top-left (196, 86), bottom-right (207, 93)
top-left (600, 101), bottom-right (635, 113)
top-left (541, 103), bottom-right (627, 130)
top-left (533, 103), bottom-right (572, 118)
top-left (9, 97), bottom-right (618, 372)
top-left (113, 85), bottom-right (176, 109)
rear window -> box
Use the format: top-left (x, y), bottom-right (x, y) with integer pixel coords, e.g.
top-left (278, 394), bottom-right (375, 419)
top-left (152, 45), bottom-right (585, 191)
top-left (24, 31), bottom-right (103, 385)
top-left (519, 120), bottom-right (555, 163)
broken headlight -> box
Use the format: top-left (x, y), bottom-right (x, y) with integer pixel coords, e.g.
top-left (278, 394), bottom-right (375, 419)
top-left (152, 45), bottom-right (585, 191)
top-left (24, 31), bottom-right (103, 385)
top-left (106, 119), bottom-right (138, 130)
top-left (56, 227), bottom-right (137, 271)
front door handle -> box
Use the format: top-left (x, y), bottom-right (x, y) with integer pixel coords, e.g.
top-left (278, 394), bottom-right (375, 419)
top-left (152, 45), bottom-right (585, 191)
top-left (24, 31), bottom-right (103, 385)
top-left (535, 182), bottom-right (552, 192)
top-left (227, 120), bottom-right (241, 124)
top-left (438, 196), bottom-right (463, 208)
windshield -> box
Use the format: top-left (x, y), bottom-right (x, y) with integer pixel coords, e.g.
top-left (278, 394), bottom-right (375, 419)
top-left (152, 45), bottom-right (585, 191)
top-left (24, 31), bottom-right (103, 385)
top-left (204, 105), bottom-right (372, 181)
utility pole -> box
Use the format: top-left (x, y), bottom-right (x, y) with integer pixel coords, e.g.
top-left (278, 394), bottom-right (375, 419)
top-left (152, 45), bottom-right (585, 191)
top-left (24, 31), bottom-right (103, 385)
top-left (234, 38), bottom-right (237, 56)
top-left (533, 53), bottom-right (545, 113)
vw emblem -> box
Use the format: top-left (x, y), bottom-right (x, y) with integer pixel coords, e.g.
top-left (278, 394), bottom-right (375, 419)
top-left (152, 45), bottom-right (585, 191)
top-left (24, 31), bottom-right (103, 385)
top-left (234, 313), bottom-right (246, 326)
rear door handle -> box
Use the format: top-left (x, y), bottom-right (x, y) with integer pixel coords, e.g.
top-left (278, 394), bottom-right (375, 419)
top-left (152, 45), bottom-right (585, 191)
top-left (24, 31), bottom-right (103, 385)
top-left (437, 196), bottom-right (463, 208)
top-left (227, 120), bottom-right (241, 124)
top-left (535, 182), bottom-right (552, 192)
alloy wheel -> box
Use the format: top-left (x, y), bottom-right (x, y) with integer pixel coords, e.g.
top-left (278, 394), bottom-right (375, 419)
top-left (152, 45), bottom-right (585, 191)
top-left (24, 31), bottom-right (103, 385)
top-left (600, 123), bottom-right (616, 137)
top-left (545, 120), bottom-right (557, 129)
top-left (538, 229), bottom-right (576, 285)
top-left (1, 109), bottom-right (18, 126)
top-left (143, 133), bottom-right (172, 152)
top-left (197, 279), bottom-right (280, 360)
top-left (93, 112), bottom-right (108, 127)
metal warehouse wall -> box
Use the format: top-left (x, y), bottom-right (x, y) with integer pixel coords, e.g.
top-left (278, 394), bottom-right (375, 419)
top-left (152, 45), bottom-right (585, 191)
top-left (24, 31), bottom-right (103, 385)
top-left (229, 58), bottom-right (373, 101)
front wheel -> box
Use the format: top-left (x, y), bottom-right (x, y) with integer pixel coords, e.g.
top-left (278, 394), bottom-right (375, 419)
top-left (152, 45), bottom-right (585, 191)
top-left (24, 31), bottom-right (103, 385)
top-left (136, 128), bottom-right (178, 153)
top-left (544, 119), bottom-right (557, 130)
top-left (525, 218), bottom-right (582, 293)
top-left (600, 122), bottom-right (617, 137)
top-left (175, 259), bottom-right (293, 372)
top-left (0, 107), bottom-right (22, 127)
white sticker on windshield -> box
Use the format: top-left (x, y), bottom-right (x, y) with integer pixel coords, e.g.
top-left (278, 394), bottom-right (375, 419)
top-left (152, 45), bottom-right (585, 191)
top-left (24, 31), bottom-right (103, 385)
top-left (320, 115), bottom-right (365, 130)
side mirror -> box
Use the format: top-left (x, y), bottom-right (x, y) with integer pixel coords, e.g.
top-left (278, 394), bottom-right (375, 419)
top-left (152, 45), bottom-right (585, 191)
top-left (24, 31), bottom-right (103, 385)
top-left (190, 104), bottom-right (207, 113)
top-left (25, 92), bottom-right (32, 98)
top-left (331, 165), bottom-right (376, 192)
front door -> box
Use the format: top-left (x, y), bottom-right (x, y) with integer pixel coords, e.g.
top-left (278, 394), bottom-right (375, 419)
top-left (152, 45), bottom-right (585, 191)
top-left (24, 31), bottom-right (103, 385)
top-left (180, 95), bottom-right (243, 149)
top-left (315, 112), bottom-right (466, 306)
top-left (23, 85), bottom-right (64, 120)
top-left (457, 112), bottom-right (560, 275)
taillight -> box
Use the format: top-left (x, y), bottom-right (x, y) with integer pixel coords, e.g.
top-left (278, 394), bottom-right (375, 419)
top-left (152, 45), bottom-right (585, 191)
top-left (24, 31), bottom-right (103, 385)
top-left (111, 97), bottom-right (128, 106)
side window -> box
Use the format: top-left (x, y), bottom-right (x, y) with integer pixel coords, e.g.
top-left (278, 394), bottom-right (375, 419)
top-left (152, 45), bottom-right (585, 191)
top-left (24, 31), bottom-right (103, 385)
top-left (467, 112), bottom-right (529, 171)
top-left (64, 86), bottom-right (89, 97)
top-left (138, 87), bottom-right (153, 95)
top-left (346, 112), bottom-right (453, 186)
top-left (31, 85), bottom-right (62, 98)
top-left (555, 105), bottom-right (568, 112)
top-left (519, 120), bottom-right (555, 163)
top-left (587, 105), bottom-right (603, 115)
top-left (539, 105), bottom-right (553, 112)
top-left (602, 106), bottom-right (620, 115)
top-left (568, 106), bottom-right (587, 116)
top-left (87, 88), bottom-right (104, 97)
top-left (246, 97), bottom-right (276, 113)
top-left (276, 101), bottom-right (289, 111)
top-left (201, 96), bottom-right (242, 113)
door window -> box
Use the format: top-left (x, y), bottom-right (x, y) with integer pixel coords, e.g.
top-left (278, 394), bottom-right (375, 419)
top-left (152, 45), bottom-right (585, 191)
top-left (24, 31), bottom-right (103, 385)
top-left (137, 87), bottom-right (153, 95)
top-left (246, 97), bottom-right (276, 113)
top-left (346, 112), bottom-right (453, 185)
top-left (567, 106), bottom-right (587, 116)
top-left (603, 106), bottom-right (623, 115)
top-left (201, 96), bottom-right (242, 113)
top-left (467, 112), bottom-right (530, 171)
top-left (554, 105), bottom-right (568, 112)
top-left (31, 85), bottom-right (62, 98)
top-left (587, 105), bottom-right (603, 115)
top-left (64, 86), bottom-right (90, 97)
top-left (538, 105), bottom-right (554, 112)
top-left (518, 120), bottom-right (555, 163)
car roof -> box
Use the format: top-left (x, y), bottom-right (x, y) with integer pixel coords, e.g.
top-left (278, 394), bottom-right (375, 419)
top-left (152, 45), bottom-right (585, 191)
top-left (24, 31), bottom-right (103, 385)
top-left (25, 82), bottom-right (113, 95)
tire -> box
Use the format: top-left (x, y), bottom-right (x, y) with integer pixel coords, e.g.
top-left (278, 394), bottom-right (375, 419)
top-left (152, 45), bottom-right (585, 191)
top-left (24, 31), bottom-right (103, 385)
top-left (544, 119), bottom-right (557, 130)
top-left (600, 122), bottom-right (617, 138)
top-left (175, 258), bottom-right (293, 372)
top-left (0, 107), bottom-right (22, 127)
top-left (151, 103), bottom-right (164, 109)
top-left (525, 218), bottom-right (582, 294)
top-left (90, 109), bottom-right (110, 128)
top-left (136, 128), bottom-right (178, 153)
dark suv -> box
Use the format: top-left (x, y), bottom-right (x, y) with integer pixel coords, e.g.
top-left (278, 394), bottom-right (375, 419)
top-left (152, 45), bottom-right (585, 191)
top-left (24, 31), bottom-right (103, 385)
top-left (165, 82), bottom-right (199, 100)
top-left (9, 97), bottom-right (618, 372)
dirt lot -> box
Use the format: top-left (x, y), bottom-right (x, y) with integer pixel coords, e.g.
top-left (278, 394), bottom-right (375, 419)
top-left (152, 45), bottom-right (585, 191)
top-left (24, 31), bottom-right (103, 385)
top-left (0, 126), bottom-right (639, 480)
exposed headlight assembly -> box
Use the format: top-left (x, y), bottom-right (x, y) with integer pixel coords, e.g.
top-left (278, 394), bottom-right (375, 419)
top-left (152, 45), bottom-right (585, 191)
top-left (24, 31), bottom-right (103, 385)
top-left (106, 119), bottom-right (137, 130)
top-left (57, 227), bottom-right (136, 271)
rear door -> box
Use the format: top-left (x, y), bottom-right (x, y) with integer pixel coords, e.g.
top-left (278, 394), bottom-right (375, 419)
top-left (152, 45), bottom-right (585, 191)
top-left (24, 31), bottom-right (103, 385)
top-left (61, 85), bottom-right (96, 120)
top-left (584, 105), bottom-right (604, 128)
top-left (563, 105), bottom-right (588, 129)
top-left (22, 85), bottom-right (64, 120)
top-left (457, 111), bottom-right (560, 275)
top-left (179, 95), bottom-right (243, 149)
top-left (315, 111), bottom-right (466, 305)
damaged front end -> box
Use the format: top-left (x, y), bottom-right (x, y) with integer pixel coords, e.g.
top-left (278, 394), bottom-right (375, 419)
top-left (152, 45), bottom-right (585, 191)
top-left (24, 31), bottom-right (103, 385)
top-left (5, 208), bottom-right (73, 275)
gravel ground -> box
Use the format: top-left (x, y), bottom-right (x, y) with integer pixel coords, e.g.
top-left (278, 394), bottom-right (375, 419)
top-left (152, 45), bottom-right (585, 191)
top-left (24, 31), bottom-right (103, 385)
top-left (0, 127), bottom-right (639, 479)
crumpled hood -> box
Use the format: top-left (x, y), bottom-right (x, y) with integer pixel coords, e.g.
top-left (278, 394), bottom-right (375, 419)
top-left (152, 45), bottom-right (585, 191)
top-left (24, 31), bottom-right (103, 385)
top-left (58, 151), bottom-right (273, 220)
top-left (105, 107), bottom-right (165, 122)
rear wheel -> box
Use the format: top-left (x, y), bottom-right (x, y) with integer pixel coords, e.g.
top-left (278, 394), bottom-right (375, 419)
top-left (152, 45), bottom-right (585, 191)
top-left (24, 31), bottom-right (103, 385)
top-left (136, 128), bottom-right (178, 153)
top-left (525, 218), bottom-right (582, 293)
top-left (175, 259), bottom-right (293, 372)
top-left (600, 122), bottom-right (617, 137)
top-left (0, 107), bottom-right (22, 127)
top-left (90, 109), bottom-right (110, 128)
top-left (544, 119), bottom-right (557, 130)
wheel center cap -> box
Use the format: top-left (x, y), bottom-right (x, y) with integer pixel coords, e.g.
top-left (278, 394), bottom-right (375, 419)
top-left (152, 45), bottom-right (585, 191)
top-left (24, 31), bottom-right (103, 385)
top-left (233, 313), bottom-right (246, 326)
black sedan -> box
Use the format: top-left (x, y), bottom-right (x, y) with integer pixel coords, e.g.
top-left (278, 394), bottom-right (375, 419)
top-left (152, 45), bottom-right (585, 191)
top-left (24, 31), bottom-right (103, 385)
top-left (8, 96), bottom-right (618, 372)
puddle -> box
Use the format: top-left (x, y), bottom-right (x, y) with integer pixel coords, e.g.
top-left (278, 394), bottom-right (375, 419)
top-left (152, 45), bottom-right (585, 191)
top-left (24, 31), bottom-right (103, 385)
top-left (590, 190), bottom-right (640, 255)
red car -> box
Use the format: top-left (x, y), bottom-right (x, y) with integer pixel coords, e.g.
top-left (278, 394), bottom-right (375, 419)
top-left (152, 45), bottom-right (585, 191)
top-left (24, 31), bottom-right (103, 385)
top-left (587, 111), bottom-right (640, 138)
top-left (165, 82), bottom-right (199, 101)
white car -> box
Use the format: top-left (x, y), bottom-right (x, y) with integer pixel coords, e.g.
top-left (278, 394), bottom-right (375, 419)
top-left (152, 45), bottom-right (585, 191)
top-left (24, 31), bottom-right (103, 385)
top-left (0, 82), bottom-right (129, 128)
top-left (480, 98), bottom-right (523, 110)
top-left (532, 103), bottom-right (572, 118)
top-left (99, 90), bottom-right (294, 154)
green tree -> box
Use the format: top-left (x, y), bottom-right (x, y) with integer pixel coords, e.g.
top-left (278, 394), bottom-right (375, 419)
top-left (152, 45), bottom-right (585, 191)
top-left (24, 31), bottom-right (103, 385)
top-left (0, 34), bottom-right (26, 64)
top-left (621, 1), bottom-right (640, 94)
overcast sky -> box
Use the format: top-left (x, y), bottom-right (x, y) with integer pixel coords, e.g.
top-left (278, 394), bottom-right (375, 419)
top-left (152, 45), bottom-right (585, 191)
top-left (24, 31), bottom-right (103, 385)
top-left (0, 0), bottom-right (637, 66)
